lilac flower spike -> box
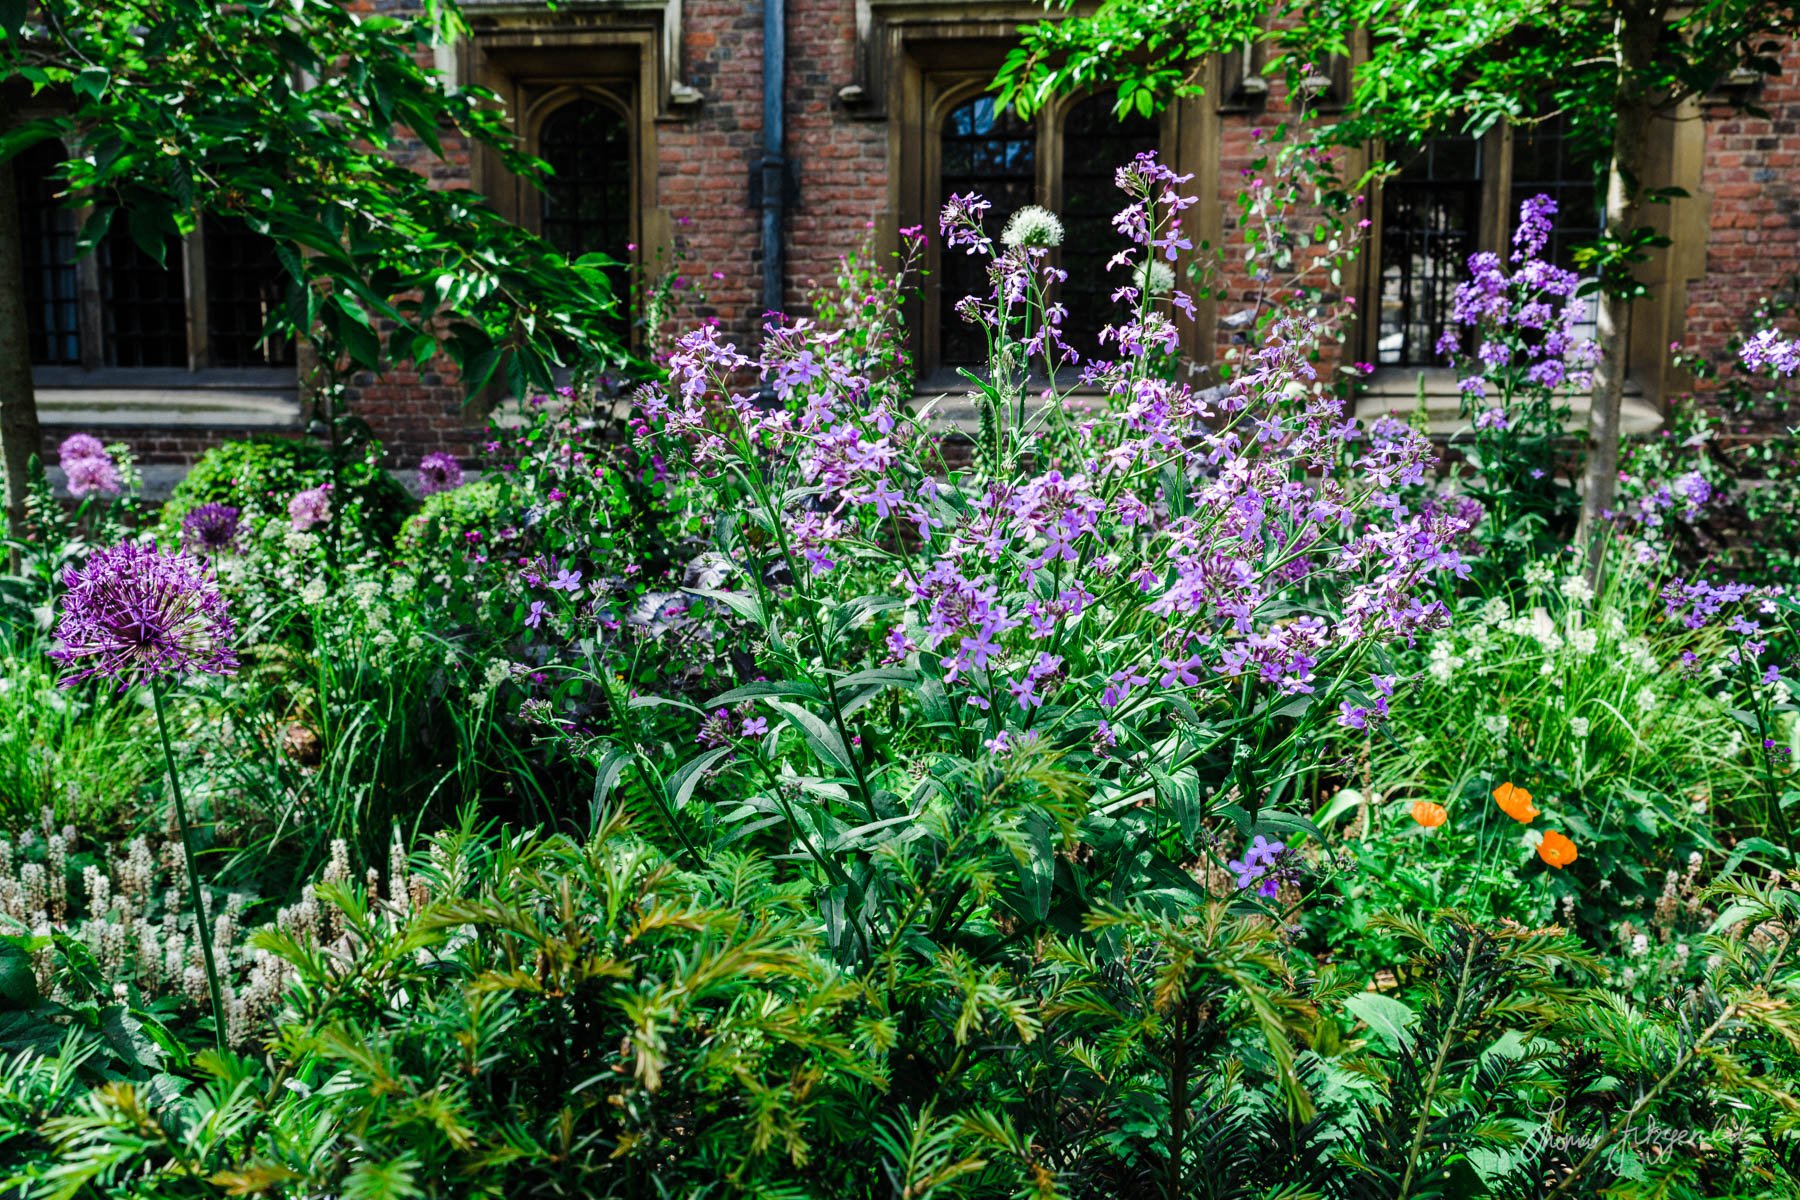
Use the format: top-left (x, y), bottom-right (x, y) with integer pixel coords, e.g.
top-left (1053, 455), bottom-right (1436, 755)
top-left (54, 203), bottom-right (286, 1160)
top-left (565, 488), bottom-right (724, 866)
top-left (417, 451), bottom-right (465, 496)
top-left (50, 543), bottom-right (237, 689)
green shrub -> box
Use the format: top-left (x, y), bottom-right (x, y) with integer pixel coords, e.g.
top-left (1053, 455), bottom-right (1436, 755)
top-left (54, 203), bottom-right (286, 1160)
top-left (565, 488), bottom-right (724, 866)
top-left (396, 477), bottom-right (505, 563)
top-left (160, 437), bottom-right (413, 547)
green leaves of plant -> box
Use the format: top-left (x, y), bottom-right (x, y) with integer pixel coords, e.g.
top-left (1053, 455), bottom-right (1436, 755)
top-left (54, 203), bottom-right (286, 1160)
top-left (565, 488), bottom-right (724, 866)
top-left (1345, 990), bottom-right (1419, 1053)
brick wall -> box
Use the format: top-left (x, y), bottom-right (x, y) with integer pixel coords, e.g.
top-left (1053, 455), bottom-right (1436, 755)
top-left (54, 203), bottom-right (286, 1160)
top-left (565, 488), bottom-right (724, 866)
top-left (1684, 46), bottom-right (1800, 368)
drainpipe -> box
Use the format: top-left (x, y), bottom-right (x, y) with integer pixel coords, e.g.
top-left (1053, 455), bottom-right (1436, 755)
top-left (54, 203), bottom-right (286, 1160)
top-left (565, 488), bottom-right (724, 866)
top-left (760, 0), bottom-right (786, 320)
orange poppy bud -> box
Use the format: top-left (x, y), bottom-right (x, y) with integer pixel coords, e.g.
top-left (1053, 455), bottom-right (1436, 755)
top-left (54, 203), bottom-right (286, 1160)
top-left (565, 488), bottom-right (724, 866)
top-left (1492, 781), bottom-right (1540, 823)
top-left (1538, 830), bottom-right (1577, 868)
top-left (1410, 801), bottom-right (1448, 828)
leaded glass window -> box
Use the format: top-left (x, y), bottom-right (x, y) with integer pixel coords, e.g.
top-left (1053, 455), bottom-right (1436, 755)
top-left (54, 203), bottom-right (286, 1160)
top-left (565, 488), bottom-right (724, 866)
top-left (1509, 114), bottom-right (1602, 341)
top-left (1376, 136), bottom-right (1482, 367)
top-left (938, 95), bottom-right (1036, 367)
top-left (206, 216), bottom-right (296, 368)
top-left (18, 140), bottom-right (81, 366)
top-left (100, 226), bottom-right (189, 369)
top-left (539, 99), bottom-right (632, 262)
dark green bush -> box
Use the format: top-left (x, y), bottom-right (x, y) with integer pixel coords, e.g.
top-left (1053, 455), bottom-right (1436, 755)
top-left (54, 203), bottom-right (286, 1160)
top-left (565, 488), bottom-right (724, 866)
top-left (396, 477), bottom-right (505, 563)
top-left (160, 437), bottom-right (413, 547)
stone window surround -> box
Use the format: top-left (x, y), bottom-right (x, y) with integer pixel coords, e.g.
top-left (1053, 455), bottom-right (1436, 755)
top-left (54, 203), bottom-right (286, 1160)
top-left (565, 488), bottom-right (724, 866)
top-left (862, 1), bottom-right (1223, 384)
top-left (459, 0), bottom-right (689, 330)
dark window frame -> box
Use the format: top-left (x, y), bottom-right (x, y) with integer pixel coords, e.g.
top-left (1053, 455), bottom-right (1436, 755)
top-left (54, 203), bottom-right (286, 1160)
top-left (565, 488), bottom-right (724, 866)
top-left (1363, 114), bottom-right (1606, 373)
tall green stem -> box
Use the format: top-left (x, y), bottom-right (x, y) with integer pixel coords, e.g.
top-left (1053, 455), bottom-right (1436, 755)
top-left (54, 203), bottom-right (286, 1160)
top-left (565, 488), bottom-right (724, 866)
top-left (150, 681), bottom-right (226, 1054)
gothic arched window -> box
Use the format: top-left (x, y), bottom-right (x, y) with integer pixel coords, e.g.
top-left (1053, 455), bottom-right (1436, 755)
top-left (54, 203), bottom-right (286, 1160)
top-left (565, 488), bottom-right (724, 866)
top-left (539, 98), bottom-right (632, 263)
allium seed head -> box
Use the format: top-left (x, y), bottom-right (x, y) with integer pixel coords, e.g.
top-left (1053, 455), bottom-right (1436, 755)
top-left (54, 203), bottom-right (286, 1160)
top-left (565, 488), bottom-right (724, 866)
top-left (50, 543), bottom-right (238, 688)
top-left (416, 452), bottom-right (465, 496)
top-left (1132, 259), bottom-right (1176, 296)
top-left (181, 503), bottom-right (242, 555)
top-left (58, 434), bottom-right (106, 463)
top-left (1001, 205), bottom-right (1064, 249)
top-left (64, 454), bottom-right (122, 498)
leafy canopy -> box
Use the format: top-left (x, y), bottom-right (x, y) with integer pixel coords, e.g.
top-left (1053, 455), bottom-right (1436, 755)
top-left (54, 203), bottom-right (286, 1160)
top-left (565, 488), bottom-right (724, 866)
top-left (0, 0), bottom-right (626, 394)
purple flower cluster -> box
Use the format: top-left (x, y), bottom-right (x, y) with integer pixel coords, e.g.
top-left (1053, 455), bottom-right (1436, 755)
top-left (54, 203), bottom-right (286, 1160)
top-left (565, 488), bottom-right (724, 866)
top-left (1741, 328), bottom-right (1800, 377)
top-left (634, 152), bottom-right (1474, 766)
top-left (1229, 835), bottom-right (1290, 898)
top-left (50, 543), bottom-right (238, 688)
top-left (58, 434), bottom-right (121, 500)
top-left (288, 484), bottom-right (332, 532)
top-left (181, 503), bottom-right (242, 556)
top-left (417, 452), bottom-right (465, 497)
top-left (1438, 194), bottom-right (1599, 395)
top-left (1659, 578), bottom-right (1757, 631)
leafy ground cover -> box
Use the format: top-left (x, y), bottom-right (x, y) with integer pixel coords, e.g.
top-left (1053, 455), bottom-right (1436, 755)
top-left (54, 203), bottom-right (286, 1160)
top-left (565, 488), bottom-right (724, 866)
top-left (1, 144), bottom-right (1798, 1200)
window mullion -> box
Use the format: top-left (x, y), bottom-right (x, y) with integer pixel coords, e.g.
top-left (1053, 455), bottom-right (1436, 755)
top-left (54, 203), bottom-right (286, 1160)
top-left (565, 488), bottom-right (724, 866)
top-left (186, 220), bottom-right (208, 371)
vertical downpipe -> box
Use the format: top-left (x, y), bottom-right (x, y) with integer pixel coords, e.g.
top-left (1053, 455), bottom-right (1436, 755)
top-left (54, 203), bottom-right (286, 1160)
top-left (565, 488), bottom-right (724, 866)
top-left (761, 0), bottom-right (787, 320)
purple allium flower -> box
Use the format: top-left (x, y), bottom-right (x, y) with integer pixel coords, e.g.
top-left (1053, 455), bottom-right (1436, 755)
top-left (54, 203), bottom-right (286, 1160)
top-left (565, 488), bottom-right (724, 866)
top-left (180, 503), bottom-right (241, 556)
top-left (417, 452), bottom-right (465, 496)
top-left (58, 433), bottom-right (106, 463)
top-left (64, 453), bottom-right (121, 499)
top-left (50, 543), bottom-right (237, 688)
top-left (288, 484), bottom-right (332, 532)
top-left (59, 434), bottom-right (121, 498)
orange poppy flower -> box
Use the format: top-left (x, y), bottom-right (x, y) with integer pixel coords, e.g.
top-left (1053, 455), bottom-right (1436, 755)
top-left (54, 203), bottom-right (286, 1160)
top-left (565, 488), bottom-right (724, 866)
top-left (1410, 801), bottom-right (1448, 828)
top-left (1538, 830), bottom-right (1578, 868)
top-left (1492, 782), bottom-right (1540, 823)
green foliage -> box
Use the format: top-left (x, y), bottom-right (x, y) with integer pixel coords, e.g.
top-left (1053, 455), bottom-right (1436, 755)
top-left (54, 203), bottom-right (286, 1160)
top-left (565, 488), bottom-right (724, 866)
top-left (160, 437), bottom-right (413, 548)
top-left (0, 637), bottom-right (153, 831)
top-left (396, 477), bottom-right (504, 564)
top-left (0, 0), bottom-right (625, 392)
top-left (7, 818), bottom-right (891, 1198)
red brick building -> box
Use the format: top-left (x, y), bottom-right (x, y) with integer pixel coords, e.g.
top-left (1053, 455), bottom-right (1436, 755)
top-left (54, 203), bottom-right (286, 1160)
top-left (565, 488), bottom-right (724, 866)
top-left (22, 1), bottom-right (1800, 492)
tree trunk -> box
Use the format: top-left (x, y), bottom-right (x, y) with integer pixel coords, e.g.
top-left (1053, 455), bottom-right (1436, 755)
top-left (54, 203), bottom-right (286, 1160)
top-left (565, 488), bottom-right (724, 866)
top-left (0, 131), bottom-right (43, 541)
top-left (1578, 1), bottom-right (1660, 577)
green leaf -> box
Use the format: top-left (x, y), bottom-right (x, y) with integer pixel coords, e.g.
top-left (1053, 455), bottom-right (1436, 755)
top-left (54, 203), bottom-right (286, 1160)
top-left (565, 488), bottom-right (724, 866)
top-left (100, 1005), bottom-right (164, 1071)
top-left (0, 0), bottom-right (25, 39)
top-left (1345, 991), bottom-right (1417, 1053)
top-left (589, 746), bottom-right (634, 815)
top-left (765, 698), bottom-right (855, 777)
top-left (1254, 809), bottom-right (1326, 845)
top-left (684, 587), bottom-right (766, 628)
top-left (0, 938), bottom-right (39, 1007)
top-left (1017, 809), bottom-right (1055, 922)
top-left (1148, 765), bottom-right (1206, 846)
top-left (1721, 835), bottom-right (1790, 878)
top-left (666, 746), bottom-right (732, 812)
top-left (826, 594), bottom-right (904, 643)
top-left (708, 679), bottom-right (825, 706)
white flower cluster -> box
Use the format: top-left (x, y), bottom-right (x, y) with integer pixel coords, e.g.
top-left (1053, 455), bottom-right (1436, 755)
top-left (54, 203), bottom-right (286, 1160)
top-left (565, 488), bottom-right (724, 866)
top-left (0, 812), bottom-right (433, 1047)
